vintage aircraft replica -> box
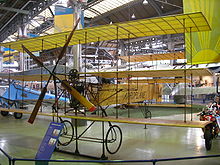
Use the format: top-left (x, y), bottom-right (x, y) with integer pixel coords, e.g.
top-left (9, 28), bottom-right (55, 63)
top-left (0, 80), bottom-right (69, 119)
top-left (0, 12), bottom-right (214, 158)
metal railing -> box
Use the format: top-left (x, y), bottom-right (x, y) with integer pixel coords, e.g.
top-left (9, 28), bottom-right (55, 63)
top-left (1, 148), bottom-right (220, 165)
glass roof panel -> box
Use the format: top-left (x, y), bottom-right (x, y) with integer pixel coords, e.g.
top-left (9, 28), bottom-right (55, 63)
top-left (84, 0), bottom-right (134, 18)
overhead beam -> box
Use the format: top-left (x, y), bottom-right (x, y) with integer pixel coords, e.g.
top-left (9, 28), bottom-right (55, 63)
top-left (0, 0), bottom-right (58, 42)
top-left (162, 9), bottom-right (183, 16)
top-left (148, 0), bottom-right (162, 16)
top-left (155, 0), bottom-right (183, 9)
top-left (0, 6), bottom-right (29, 14)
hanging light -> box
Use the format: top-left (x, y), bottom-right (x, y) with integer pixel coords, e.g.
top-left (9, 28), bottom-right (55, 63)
top-left (143, 0), bottom-right (148, 5)
top-left (131, 13), bottom-right (136, 19)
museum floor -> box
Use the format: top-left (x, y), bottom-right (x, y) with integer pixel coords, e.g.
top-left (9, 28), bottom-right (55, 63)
top-left (0, 107), bottom-right (220, 165)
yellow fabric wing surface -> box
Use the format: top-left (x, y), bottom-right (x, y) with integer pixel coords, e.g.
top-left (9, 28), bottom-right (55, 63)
top-left (0, 108), bottom-right (211, 128)
top-left (88, 84), bottom-right (162, 106)
top-left (82, 68), bottom-right (212, 79)
top-left (119, 52), bottom-right (185, 62)
top-left (0, 68), bottom-right (211, 81)
top-left (0, 12), bottom-right (210, 52)
top-left (122, 78), bottom-right (191, 83)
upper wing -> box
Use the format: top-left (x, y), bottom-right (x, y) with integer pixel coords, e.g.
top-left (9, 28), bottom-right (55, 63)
top-left (0, 12), bottom-right (210, 52)
top-left (119, 52), bottom-right (185, 62)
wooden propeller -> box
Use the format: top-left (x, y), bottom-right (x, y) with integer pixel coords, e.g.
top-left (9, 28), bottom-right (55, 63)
top-left (22, 19), bottom-right (93, 124)
top-left (23, 44), bottom-right (96, 114)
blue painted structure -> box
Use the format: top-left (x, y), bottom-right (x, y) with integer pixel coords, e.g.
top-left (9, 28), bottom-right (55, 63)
top-left (0, 82), bottom-right (68, 108)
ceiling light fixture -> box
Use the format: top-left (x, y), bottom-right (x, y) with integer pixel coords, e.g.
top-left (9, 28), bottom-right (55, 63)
top-left (131, 13), bottom-right (136, 19)
top-left (143, 0), bottom-right (149, 5)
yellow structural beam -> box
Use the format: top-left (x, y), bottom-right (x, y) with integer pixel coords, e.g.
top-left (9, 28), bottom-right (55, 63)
top-left (0, 108), bottom-right (211, 128)
top-left (0, 12), bottom-right (210, 52)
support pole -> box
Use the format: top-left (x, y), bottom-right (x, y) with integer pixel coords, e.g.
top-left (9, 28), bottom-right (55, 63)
top-left (8, 45), bottom-right (11, 110)
top-left (40, 39), bottom-right (44, 113)
top-left (101, 121), bottom-right (107, 159)
top-left (183, 18), bottom-right (187, 123)
top-left (97, 37), bottom-right (100, 116)
top-left (190, 27), bottom-right (193, 121)
top-left (116, 26), bottom-right (119, 119)
top-left (128, 33), bottom-right (131, 118)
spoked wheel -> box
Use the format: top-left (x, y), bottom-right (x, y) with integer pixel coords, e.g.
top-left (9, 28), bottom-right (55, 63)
top-left (14, 112), bottom-right (23, 119)
top-left (1, 103), bottom-right (9, 117)
top-left (204, 126), bottom-right (212, 150)
top-left (145, 110), bottom-right (152, 119)
top-left (58, 120), bottom-right (74, 146)
top-left (105, 125), bottom-right (122, 154)
top-left (1, 111), bottom-right (9, 116)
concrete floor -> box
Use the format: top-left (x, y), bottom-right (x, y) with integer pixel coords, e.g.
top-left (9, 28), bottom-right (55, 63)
top-left (0, 108), bottom-right (220, 165)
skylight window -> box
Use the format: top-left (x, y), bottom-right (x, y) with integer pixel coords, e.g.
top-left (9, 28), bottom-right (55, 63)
top-left (84, 0), bottom-right (134, 18)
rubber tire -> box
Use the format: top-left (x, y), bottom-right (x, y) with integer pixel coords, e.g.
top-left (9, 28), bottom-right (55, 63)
top-left (105, 125), bottom-right (122, 154)
top-left (204, 128), bottom-right (212, 150)
top-left (14, 112), bottom-right (23, 119)
top-left (1, 111), bottom-right (9, 116)
top-left (58, 120), bottom-right (74, 146)
top-left (145, 110), bottom-right (152, 119)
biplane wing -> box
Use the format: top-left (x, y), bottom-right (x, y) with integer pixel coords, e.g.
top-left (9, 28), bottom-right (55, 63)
top-left (80, 68), bottom-right (213, 78)
top-left (0, 107), bottom-right (212, 128)
top-left (86, 68), bottom-right (212, 106)
top-left (0, 65), bottom-right (69, 81)
top-left (0, 12), bottom-right (210, 52)
top-left (2, 68), bottom-right (210, 106)
top-left (120, 78), bottom-right (191, 83)
top-left (119, 52), bottom-right (185, 62)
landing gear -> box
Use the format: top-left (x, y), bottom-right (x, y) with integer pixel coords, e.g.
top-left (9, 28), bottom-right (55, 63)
top-left (14, 112), bottom-right (23, 119)
top-left (1, 103), bottom-right (9, 117)
top-left (105, 125), bottom-right (122, 154)
top-left (204, 124), bottom-right (213, 150)
top-left (145, 110), bottom-right (152, 119)
top-left (58, 120), bottom-right (74, 146)
top-left (1, 111), bottom-right (9, 116)
top-left (0, 101), bottom-right (25, 119)
top-left (56, 118), bottom-right (123, 159)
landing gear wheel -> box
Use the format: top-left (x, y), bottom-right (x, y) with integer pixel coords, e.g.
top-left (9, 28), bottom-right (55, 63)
top-left (1, 111), bottom-right (9, 116)
top-left (105, 125), bottom-right (122, 154)
top-left (58, 120), bottom-right (74, 146)
top-left (14, 112), bottom-right (23, 119)
top-left (145, 110), bottom-right (152, 119)
top-left (204, 127), bottom-right (212, 150)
